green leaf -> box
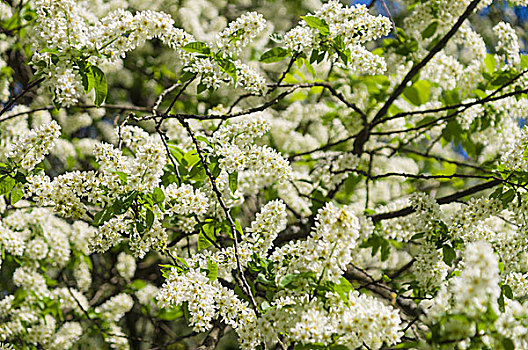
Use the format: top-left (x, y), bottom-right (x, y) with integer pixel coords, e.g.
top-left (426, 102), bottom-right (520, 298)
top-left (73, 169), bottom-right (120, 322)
top-left (10, 186), bottom-right (24, 204)
top-left (217, 56), bottom-right (237, 84)
top-left (234, 220), bottom-right (243, 236)
top-left (442, 244), bottom-right (456, 266)
top-left (90, 66), bottom-right (107, 107)
top-left (485, 54), bottom-right (496, 73)
top-left (110, 199), bottom-right (126, 215)
top-left (259, 47), bottom-right (289, 63)
top-left (130, 279), bottom-right (147, 290)
top-left (136, 218), bottom-right (147, 233)
top-left (491, 74), bottom-right (512, 87)
top-left (113, 170), bottom-right (128, 184)
top-left (229, 171), bottom-right (238, 193)
top-left (152, 187), bottom-right (165, 205)
top-left (179, 71), bottom-right (197, 83)
top-left (334, 46), bottom-right (350, 64)
top-left (182, 42), bottom-right (210, 55)
top-left (421, 21), bottom-right (438, 39)
top-left (198, 231), bottom-right (213, 250)
top-left (501, 189), bottom-right (516, 207)
top-left (334, 277), bottom-right (353, 304)
top-left (206, 259), bottom-right (219, 281)
top-left (197, 82), bottom-right (208, 94)
top-left (145, 209), bottom-right (154, 231)
top-left (392, 342), bottom-right (422, 349)
top-left (279, 274), bottom-right (300, 288)
top-left (301, 16), bottom-right (329, 35)
top-left (168, 144), bottom-right (185, 164)
top-left (502, 338), bottom-right (515, 350)
top-left (182, 302), bottom-right (191, 323)
top-left (403, 80), bottom-right (431, 106)
top-left (380, 238), bottom-right (391, 262)
top-left (93, 207), bottom-right (114, 226)
top-left (304, 58), bottom-right (316, 78)
top-left (184, 151), bottom-right (200, 168)
top-left (498, 291), bottom-right (505, 312)
top-left (196, 135), bottom-right (212, 146)
top-left (157, 306), bottom-right (183, 321)
top-left (14, 171), bottom-right (26, 184)
top-left (0, 176), bottom-right (15, 195)
top-left (310, 49), bottom-right (325, 64)
top-left (502, 284), bottom-right (514, 299)
top-left (189, 161), bottom-right (206, 182)
top-left (329, 346), bottom-right (349, 350)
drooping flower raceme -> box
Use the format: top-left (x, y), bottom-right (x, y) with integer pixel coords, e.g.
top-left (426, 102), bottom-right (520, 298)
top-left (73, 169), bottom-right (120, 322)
top-left (283, 0), bottom-right (391, 74)
top-left (7, 121), bottom-right (61, 171)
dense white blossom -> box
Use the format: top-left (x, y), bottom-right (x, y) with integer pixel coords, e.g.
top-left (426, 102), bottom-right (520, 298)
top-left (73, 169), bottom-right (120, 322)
top-left (2, 0), bottom-right (528, 349)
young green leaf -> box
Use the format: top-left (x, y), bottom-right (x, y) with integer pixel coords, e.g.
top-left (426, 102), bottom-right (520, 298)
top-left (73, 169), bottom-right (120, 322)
top-left (90, 66), bottom-right (107, 107)
top-left (10, 186), bottom-right (24, 205)
top-left (0, 176), bottom-right (15, 195)
top-left (206, 260), bottom-right (219, 281)
top-left (260, 47), bottom-right (289, 63)
top-left (182, 42), bottom-right (210, 55)
top-left (301, 16), bottom-right (329, 35)
top-left (421, 21), bottom-right (438, 39)
top-left (403, 80), bottom-right (431, 106)
top-left (229, 171), bottom-right (238, 193)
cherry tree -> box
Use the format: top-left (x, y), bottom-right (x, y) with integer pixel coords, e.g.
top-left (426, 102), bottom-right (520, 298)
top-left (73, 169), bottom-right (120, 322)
top-left (1, 0), bottom-right (528, 349)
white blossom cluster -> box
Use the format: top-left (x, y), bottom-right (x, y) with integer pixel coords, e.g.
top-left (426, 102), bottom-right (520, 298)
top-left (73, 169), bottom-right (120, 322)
top-left (164, 183), bottom-right (209, 215)
top-left (243, 199), bottom-right (287, 255)
top-left (216, 12), bottom-right (266, 56)
top-left (403, 0), bottom-right (493, 40)
top-left (284, 0), bottom-right (391, 74)
top-left (502, 126), bottom-right (528, 171)
top-left (494, 22), bottom-right (521, 69)
top-left (0, 206), bottom-right (132, 348)
top-left (157, 199), bottom-right (401, 349)
top-left (214, 115), bottom-right (292, 184)
top-left (3, 0), bottom-right (528, 348)
top-left (32, 0), bottom-right (268, 104)
top-left (311, 152), bottom-right (360, 193)
top-left (422, 241), bottom-right (500, 321)
top-left (7, 121), bottom-right (61, 171)
top-left (94, 293), bottom-right (134, 322)
top-left (272, 202), bottom-right (362, 283)
top-left (116, 252), bottom-right (136, 280)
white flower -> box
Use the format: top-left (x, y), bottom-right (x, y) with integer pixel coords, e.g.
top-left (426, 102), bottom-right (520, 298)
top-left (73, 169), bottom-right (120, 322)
top-left (8, 121), bottom-right (61, 171)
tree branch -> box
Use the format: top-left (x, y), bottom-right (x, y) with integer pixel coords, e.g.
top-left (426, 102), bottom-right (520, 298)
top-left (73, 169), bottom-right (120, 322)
top-left (370, 178), bottom-right (501, 222)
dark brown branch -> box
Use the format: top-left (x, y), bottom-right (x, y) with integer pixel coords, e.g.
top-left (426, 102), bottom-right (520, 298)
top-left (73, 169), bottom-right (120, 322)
top-left (371, 86), bottom-right (528, 135)
top-left (0, 103), bottom-right (151, 123)
top-left (350, 0), bottom-right (482, 155)
top-left (159, 86), bottom-right (299, 121)
top-left (335, 168), bottom-right (497, 182)
top-left (197, 324), bottom-right (227, 350)
top-left (178, 117), bottom-right (260, 313)
top-left (371, 0), bottom-right (482, 124)
top-left (370, 178), bottom-right (501, 222)
top-left (276, 82), bottom-right (367, 121)
top-left (375, 146), bottom-right (492, 173)
top-left (164, 77), bottom-right (196, 115)
top-left (0, 77), bottom-right (44, 117)
top-left (269, 53), bottom-right (301, 93)
top-left (345, 266), bottom-right (422, 317)
top-left (375, 69), bottom-right (528, 125)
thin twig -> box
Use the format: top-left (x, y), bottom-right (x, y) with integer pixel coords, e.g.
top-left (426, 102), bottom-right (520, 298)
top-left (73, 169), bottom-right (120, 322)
top-left (178, 117), bottom-right (260, 314)
top-left (0, 77), bottom-right (44, 117)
